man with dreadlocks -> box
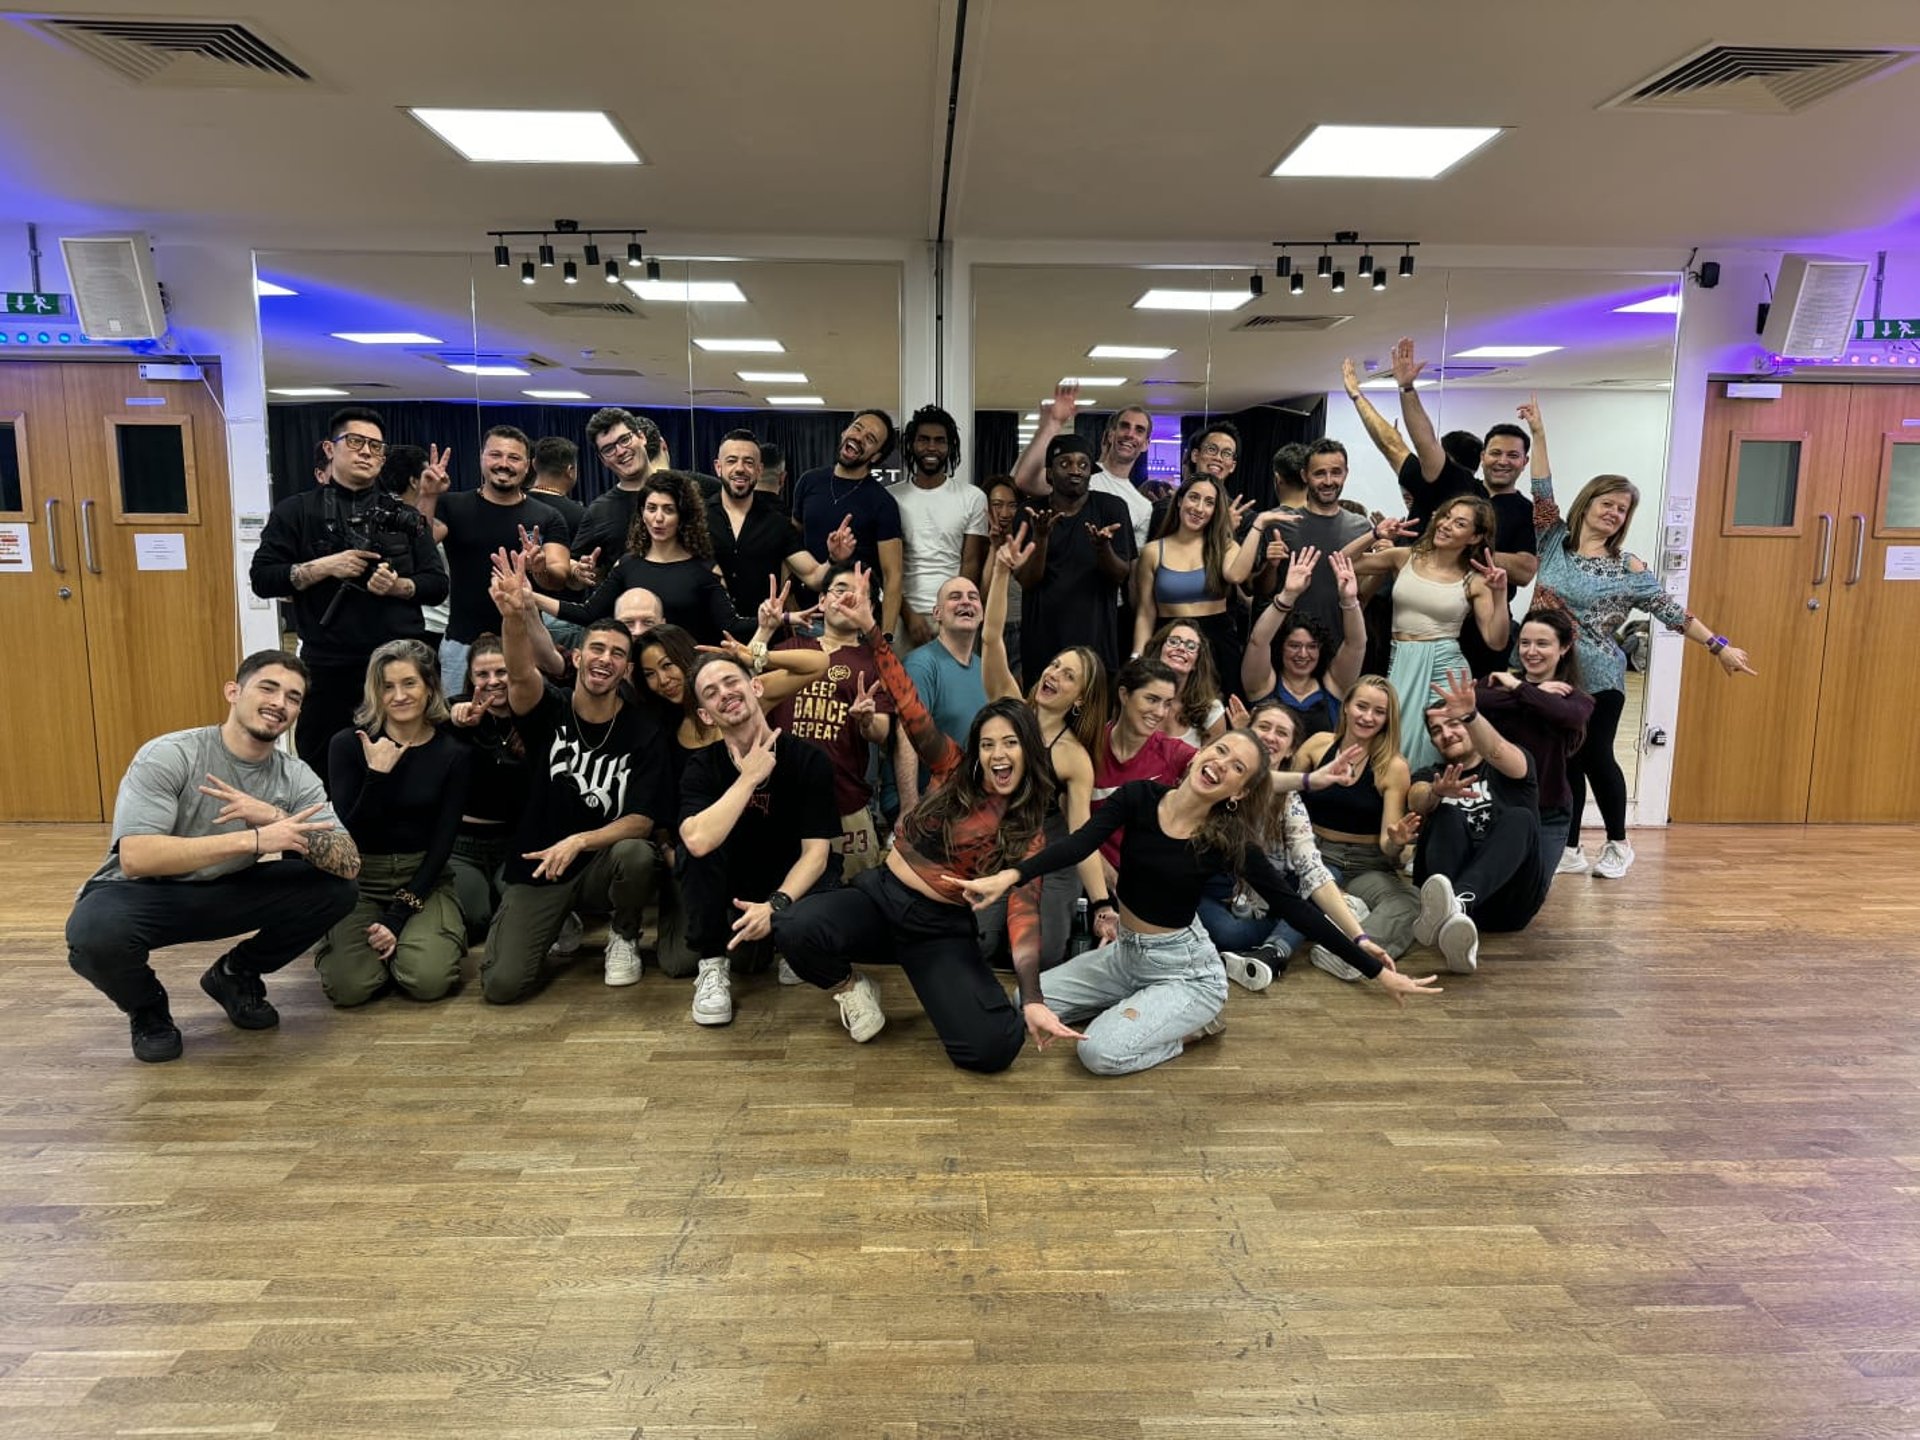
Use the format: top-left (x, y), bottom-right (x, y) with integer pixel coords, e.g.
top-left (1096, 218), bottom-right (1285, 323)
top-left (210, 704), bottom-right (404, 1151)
top-left (885, 403), bottom-right (989, 658)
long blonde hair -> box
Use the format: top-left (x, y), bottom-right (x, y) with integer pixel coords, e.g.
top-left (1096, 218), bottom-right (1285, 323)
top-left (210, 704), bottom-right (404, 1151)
top-left (1412, 494), bottom-right (1494, 570)
top-left (1299, 673), bottom-right (1401, 792)
top-left (353, 638), bottom-right (450, 733)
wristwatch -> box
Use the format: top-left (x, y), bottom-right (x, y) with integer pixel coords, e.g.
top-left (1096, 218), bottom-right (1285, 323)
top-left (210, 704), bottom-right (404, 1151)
top-left (767, 890), bottom-right (794, 913)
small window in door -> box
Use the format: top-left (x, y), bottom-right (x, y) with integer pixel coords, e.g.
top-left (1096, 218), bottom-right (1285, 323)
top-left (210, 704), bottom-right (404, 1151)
top-left (0, 418), bottom-right (25, 517)
top-left (106, 417), bottom-right (199, 524)
top-left (1724, 435), bottom-right (1806, 534)
top-left (1879, 440), bottom-right (1920, 536)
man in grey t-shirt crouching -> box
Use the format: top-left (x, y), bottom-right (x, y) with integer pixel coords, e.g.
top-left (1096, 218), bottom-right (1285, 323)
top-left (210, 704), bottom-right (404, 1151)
top-left (66, 650), bottom-right (362, 1062)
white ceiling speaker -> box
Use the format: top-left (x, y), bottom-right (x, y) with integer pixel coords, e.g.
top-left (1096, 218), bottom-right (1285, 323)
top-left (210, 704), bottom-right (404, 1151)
top-left (58, 231), bottom-right (168, 341)
top-left (1760, 254), bottom-right (1868, 360)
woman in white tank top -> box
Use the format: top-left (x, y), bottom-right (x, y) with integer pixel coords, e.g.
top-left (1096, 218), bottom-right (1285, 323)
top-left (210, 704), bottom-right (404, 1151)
top-left (1348, 496), bottom-right (1510, 769)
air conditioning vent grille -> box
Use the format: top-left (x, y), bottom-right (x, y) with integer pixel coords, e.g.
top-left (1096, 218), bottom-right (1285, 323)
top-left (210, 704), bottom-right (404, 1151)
top-left (1604, 43), bottom-right (1920, 115)
top-left (527, 300), bottom-right (639, 318)
top-left (573, 365), bottom-right (645, 377)
top-left (1233, 314), bottom-right (1352, 332)
top-left (16, 15), bottom-right (314, 88)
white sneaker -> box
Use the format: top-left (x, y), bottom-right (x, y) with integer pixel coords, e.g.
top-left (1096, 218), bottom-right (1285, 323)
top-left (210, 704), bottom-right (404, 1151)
top-left (1413, 873), bottom-right (1461, 948)
top-left (777, 957), bottom-right (804, 986)
top-left (1220, 945), bottom-right (1278, 992)
top-left (1593, 840), bottom-right (1635, 879)
top-left (834, 970), bottom-right (886, 1043)
top-left (549, 911), bottom-right (584, 957)
top-left (602, 932), bottom-right (642, 987)
top-left (1555, 846), bottom-right (1591, 876)
top-left (1343, 893), bottom-right (1371, 925)
top-left (1437, 909), bottom-right (1480, 974)
top-left (691, 957), bottom-right (733, 1026)
top-left (1310, 946), bottom-right (1364, 982)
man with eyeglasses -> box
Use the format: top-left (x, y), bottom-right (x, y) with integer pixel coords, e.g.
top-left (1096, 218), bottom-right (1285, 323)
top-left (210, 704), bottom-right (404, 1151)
top-left (252, 406), bottom-right (448, 782)
top-left (570, 408), bottom-right (666, 565)
top-left (1014, 382), bottom-right (1157, 549)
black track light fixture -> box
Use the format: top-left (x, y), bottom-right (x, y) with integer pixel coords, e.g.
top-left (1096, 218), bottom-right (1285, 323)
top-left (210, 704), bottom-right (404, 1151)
top-left (627, 239), bottom-right (644, 268)
top-left (520, 259), bottom-right (536, 286)
top-left (604, 258), bottom-right (622, 284)
top-left (1249, 272), bottom-right (1264, 298)
top-left (1400, 249), bottom-right (1416, 279)
top-left (1289, 272), bottom-right (1305, 295)
top-left (1330, 269), bottom-right (1346, 294)
top-left (584, 243), bottom-right (601, 267)
top-left (1317, 251), bottom-right (1333, 278)
top-left (1277, 253), bottom-right (1292, 278)
top-left (646, 258), bottom-right (662, 282)
top-left (1357, 251), bottom-right (1374, 276)
top-left (538, 242), bottom-right (556, 268)
top-left (492, 242), bottom-right (510, 268)
top-left (562, 259), bottom-right (578, 285)
top-left (1372, 268), bottom-right (1388, 291)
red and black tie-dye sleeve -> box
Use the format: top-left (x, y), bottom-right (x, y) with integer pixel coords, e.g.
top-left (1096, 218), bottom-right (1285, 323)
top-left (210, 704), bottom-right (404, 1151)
top-left (867, 627), bottom-right (960, 788)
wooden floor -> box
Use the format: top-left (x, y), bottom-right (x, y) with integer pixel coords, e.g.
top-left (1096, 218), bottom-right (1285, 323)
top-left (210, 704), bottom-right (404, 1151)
top-left (4, 824), bottom-right (1920, 1440)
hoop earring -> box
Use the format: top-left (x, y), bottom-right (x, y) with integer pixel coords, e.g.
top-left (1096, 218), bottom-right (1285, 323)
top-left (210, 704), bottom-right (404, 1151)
top-left (1225, 796), bottom-right (1240, 813)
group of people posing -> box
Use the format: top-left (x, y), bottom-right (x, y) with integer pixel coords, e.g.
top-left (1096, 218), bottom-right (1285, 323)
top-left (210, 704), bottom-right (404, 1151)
top-left (66, 337), bottom-right (1756, 1074)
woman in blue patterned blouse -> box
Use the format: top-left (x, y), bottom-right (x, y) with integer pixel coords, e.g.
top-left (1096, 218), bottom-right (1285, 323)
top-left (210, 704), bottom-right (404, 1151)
top-left (1521, 398), bottom-right (1755, 881)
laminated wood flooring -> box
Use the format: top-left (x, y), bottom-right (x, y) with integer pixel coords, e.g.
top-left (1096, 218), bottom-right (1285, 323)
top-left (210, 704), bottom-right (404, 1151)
top-left (2, 822), bottom-right (1919, 1439)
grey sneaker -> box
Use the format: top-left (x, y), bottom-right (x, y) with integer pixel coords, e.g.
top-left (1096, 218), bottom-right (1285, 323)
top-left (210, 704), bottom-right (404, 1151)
top-left (1437, 910), bottom-right (1480, 974)
top-left (549, 911), bottom-right (585, 957)
top-left (776, 956), bottom-right (804, 986)
top-left (834, 970), bottom-right (886, 1043)
top-left (1555, 846), bottom-right (1591, 876)
top-left (602, 932), bottom-right (642, 987)
top-left (1310, 946), bottom-right (1364, 982)
top-left (1414, 873), bottom-right (1461, 948)
top-left (691, 957), bottom-right (733, 1026)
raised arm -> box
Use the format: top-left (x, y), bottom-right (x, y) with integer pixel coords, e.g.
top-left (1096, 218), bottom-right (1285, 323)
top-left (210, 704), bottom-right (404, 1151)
top-left (490, 551), bottom-right (550, 716)
top-left (838, 565), bottom-right (958, 780)
top-left (1013, 382), bottom-right (1077, 497)
top-left (981, 528), bottom-right (1025, 702)
top-left (1389, 338), bottom-right (1446, 483)
top-left (1429, 669), bottom-right (1529, 781)
top-left (1342, 357), bottom-right (1413, 470)
top-left (1327, 552), bottom-right (1367, 696)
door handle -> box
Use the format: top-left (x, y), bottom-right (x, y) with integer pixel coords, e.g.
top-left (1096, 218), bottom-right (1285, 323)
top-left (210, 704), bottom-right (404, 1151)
top-left (1813, 512), bottom-right (1833, 585)
top-left (43, 498), bottom-right (65, 573)
top-left (1846, 513), bottom-right (1867, 585)
top-left (80, 499), bottom-right (101, 575)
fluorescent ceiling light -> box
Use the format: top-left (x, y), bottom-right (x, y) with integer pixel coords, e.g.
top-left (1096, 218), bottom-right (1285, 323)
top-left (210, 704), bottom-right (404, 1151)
top-left (1358, 378), bottom-right (1435, 390)
top-left (1134, 289), bottom-right (1253, 312)
top-left (1089, 344), bottom-right (1175, 360)
top-left (1452, 345), bottom-right (1563, 359)
top-left (447, 363), bottom-right (530, 376)
top-left (524, 389), bottom-right (590, 400)
top-left (331, 331), bottom-right (443, 345)
top-left (1614, 294), bottom-right (1682, 314)
top-left (1061, 376), bottom-right (1126, 386)
top-left (1270, 124), bottom-right (1503, 179)
top-left (736, 371), bottom-right (809, 383)
top-left (408, 108), bottom-right (641, 164)
top-left (624, 279), bottom-right (747, 303)
top-left (1022, 413), bottom-right (1040, 422)
top-left (694, 337), bottom-right (784, 353)
top-left (269, 386), bottom-right (348, 397)
top-left (1042, 398), bottom-right (1098, 407)
top-left (766, 395), bottom-right (825, 407)
top-left (255, 279), bottom-right (297, 297)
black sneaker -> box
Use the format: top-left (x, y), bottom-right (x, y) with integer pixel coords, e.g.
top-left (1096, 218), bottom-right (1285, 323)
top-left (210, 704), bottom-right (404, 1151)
top-left (199, 958), bottom-right (279, 1030)
top-left (129, 1005), bottom-right (183, 1063)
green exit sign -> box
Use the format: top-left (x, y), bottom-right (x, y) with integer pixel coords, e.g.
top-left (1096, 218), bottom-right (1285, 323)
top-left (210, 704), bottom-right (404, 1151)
top-left (3, 292), bottom-right (67, 316)
top-left (1854, 318), bottom-right (1920, 340)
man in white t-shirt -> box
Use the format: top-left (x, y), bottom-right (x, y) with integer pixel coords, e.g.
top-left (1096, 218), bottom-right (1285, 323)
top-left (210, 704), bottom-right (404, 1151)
top-left (1012, 381), bottom-right (1157, 549)
top-left (887, 404), bottom-right (988, 654)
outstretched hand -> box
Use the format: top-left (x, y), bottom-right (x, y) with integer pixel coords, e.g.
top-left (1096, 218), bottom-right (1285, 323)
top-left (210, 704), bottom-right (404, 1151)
top-left (1378, 969), bottom-right (1442, 1006)
top-left (1023, 1001), bottom-right (1086, 1052)
top-left (1310, 742), bottom-right (1368, 791)
top-left (1427, 666), bottom-right (1478, 720)
top-left (1389, 336), bottom-right (1427, 388)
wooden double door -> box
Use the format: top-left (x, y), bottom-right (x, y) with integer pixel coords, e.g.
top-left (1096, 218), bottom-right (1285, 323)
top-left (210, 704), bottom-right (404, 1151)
top-left (1672, 381), bottom-right (1920, 823)
top-left (0, 361), bottom-right (238, 821)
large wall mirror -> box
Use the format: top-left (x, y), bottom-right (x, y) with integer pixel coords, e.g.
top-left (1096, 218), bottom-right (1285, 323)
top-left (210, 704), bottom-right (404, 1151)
top-left (972, 260), bottom-right (1679, 805)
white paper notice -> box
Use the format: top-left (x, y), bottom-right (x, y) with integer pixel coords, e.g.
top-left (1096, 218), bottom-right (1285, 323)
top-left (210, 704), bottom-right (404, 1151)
top-left (0, 522), bottom-right (30, 573)
top-left (134, 533), bottom-right (188, 571)
top-left (1885, 546), bottom-right (1920, 581)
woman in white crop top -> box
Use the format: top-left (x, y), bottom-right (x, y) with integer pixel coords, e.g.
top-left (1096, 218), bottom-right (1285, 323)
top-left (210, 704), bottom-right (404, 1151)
top-left (1348, 496), bottom-right (1510, 769)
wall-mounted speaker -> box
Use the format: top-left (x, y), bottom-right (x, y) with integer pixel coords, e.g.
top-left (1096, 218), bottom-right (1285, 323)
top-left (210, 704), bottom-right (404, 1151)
top-left (58, 231), bottom-right (168, 342)
top-left (1758, 254), bottom-right (1868, 359)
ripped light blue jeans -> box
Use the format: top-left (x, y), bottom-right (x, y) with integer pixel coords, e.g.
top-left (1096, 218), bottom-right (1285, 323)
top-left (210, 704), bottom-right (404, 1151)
top-left (1039, 917), bottom-right (1229, 1076)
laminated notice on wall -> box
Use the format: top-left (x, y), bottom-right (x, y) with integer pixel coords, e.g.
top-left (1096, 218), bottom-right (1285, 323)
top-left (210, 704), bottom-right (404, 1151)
top-left (0, 522), bottom-right (30, 573)
top-left (1886, 546), bottom-right (1920, 581)
top-left (134, 533), bottom-right (188, 571)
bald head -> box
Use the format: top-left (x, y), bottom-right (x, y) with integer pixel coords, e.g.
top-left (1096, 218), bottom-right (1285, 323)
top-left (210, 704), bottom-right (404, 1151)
top-left (614, 587), bottom-right (665, 635)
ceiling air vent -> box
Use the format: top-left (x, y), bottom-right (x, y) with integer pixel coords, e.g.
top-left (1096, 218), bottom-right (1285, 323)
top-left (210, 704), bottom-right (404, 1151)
top-left (527, 300), bottom-right (639, 318)
top-left (1233, 314), bottom-right (1352, 333)
top-left (573, 365), bottom-right (645, 377)
top-left (1139, 378), bottom-right (1205, 389)
top-left (425, 349), bottom-right (561, 371)
top-left (691, 388), bottom-right (750, 399)
top-left (14, 15), bottom-right (314, 88)
top-left (1603, 43), bottom-right (1920, 115)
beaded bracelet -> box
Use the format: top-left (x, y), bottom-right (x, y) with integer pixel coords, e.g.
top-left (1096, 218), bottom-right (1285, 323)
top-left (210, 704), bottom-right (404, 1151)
top-left (392, 888), bottom-right (426, 913)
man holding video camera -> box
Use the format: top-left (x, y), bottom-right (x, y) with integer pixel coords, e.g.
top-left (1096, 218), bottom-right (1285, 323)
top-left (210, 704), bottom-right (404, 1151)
top-left (252, 406), bottom-right (449, 783)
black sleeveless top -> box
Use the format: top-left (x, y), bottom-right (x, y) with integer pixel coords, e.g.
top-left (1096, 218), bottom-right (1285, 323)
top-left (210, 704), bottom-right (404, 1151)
top-left (1300, 749), bottom-right (1385, 836)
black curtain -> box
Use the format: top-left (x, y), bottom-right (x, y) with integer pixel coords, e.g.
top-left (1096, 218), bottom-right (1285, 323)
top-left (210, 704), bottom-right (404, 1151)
top-left (268, 402), bottom-right (858, 505)
top-left (1180, 396), bottom-right (1327, 512)
top-left (971, 408), bottom-right (1132, 487)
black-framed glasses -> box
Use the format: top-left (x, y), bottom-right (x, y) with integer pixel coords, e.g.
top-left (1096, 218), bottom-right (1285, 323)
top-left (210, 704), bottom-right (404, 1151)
top-left (1195, 442), bottom-right (1237, 460)
top-left (333, 432), bottom-right (387, 457)
top-left (596, 432), bottom-right (638, 459)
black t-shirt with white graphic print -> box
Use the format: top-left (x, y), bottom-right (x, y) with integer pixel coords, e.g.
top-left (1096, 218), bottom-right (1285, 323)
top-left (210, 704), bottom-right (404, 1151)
top-left (506, 684), bottom-right (668, 885)
top-left (1412, 748), bottom-right (1539, 847)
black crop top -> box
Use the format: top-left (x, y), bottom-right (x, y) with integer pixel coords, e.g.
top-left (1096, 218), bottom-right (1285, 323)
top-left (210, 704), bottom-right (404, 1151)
top-left (1014, 780), bottom-right (1380, 978)
top-left (1299, 753), bottom-right (1385, 836)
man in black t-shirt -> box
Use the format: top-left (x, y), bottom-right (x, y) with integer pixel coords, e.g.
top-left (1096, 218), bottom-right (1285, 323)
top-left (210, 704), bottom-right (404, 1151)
top-left (413, 424), bottom-right (575, 695)
top-left (480, 559), bottom-right (673, 1004)
top-left (571, 408), bottom-right (666, 563)
top-left (1406, 671), bottom-right (1547, 975)
top-left (677, 653), bottom-right (840, 1026)
top-left (1012, 433), bottom-right (1137, 681)
top-left (790, 409), bottom-right (904, 636)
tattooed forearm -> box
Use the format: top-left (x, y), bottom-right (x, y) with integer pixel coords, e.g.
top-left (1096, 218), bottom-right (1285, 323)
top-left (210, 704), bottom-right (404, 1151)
top-left (305, 827), bottom-right (362, 879)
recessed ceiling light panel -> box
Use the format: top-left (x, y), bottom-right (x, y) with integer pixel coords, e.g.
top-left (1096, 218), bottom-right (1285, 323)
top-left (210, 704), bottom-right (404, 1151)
top-left (1452, 345), bottom-right (1562, 358)
top-left (1134, 289), bottom-right (1253, 312)
top-left (269, 386), bottom-right (348, 397)
top-left (737, 371), bottom-right (809, 383)
top-left (331, 331), bottom-right (443, 345)
top-left (1061, 376), bottom-right (1126, 386)
top-left (408, 108), bottom-right (642, 164)
top-left (448, 362), bottom-right (530, 376)
top-left (1270, 124), bottom-right (1503, 179)
top-left (524, 389), bottom-right (590, 399)
top-left (624, 280), bottom-right (747, 303)
top-left (1089, 344), bottom-right (1175, 360)
top-left (766, 395), bottom-right (825, 406)
top-left (255, 279), bottom-right (297, 297)
top-left (694, 338), bottom-right (784, 353)
top-left (1614, 294), bottom-right (1682, 314)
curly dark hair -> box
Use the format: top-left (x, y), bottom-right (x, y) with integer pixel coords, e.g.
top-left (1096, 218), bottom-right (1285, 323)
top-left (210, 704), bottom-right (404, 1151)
top-left (904, 403), bottom-right (962, 472)
top-left (900, 698), bottom-right (1057, 877)
top-left (625, 470), bottom-right (714, 563)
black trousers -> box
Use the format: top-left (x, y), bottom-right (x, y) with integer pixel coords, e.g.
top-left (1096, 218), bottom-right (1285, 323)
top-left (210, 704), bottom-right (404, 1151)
top-left (1566, 687), bottom-right (1629, 844)
top-left (295, 655), bottom-right (372, 784)
top-left (1413, 804), bottom-right (1546, 934)
top-left (772, 867), bottom-right (1025, 1074)
top-left (678, 836), bottom-right (833, 974)
top-left (67, 861), bottom-right (360, 1013)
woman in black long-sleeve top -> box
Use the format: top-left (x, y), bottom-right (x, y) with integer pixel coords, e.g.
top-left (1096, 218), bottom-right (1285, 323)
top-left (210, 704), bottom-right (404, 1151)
top-left (317, 638), bottom-right (470, 1005)
top-left (533, 471), bottom-right (749, 645)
